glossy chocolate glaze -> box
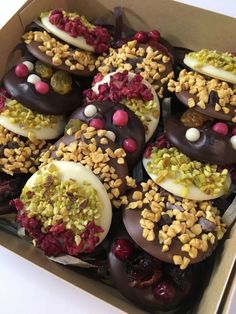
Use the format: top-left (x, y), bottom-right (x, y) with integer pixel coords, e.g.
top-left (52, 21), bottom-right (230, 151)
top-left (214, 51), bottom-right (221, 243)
top-left (70, 101), bottom-right (145, 168)
top-left (108, 226), bottom-right (196, 312)
top-left (122, 185), bottom-right (217, 264)
top-left (176, 90), bottom-right (235, 121)
top-left (165, 115), bottom-right (236, 165)
top-left (51, 131), bottom-right (129, 196)
top-left (3, 67), bottom-right (83, 115)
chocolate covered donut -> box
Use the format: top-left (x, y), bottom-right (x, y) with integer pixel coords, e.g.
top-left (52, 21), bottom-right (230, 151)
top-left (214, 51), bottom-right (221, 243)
top-left (22, 28), bottom-right (97, 77)
top-left (70, 101), bottom-right (145, 168)
top-left (122, 180), bottom-right (226, 267)
top-left (108, 225), bottom-right (197, 312)
top-left (96, 40), bottom-right (174, 98)
top-left (40, 124), bottom-right (134, 207)
top-left (165, 114), bottom-right (236, 165)
top-left (3, 60), bottom-right (83, 115)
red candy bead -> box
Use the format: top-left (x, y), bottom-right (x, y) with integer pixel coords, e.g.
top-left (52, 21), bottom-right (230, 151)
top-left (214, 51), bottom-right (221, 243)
top-left (123, 138), bottom-right (137, 153)
top-left (212, 122), bottom-right (229, 135)
top-left (15, 63), bottom-right (29, 78)
top-left (232, 126), bottom-right (236, 135)
top-left (134, 31), bottom-right (148, 43)
top-left (112, 110), bottom-right (129, 127)
top-left (112, 239), bottom-right (133, 261)
top-left (35, 81), bottom-right (49, 94)
top-left (148, 29), bottom-right (160, 42)
top-left (89, 118), bottom-right (105, 130)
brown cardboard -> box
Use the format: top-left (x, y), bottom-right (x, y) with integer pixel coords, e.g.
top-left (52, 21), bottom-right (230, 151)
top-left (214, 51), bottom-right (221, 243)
top-left (0, 0), bottom-right (236, 313)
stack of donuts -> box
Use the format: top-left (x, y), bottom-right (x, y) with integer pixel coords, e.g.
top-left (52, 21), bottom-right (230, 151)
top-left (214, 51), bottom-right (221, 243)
top-left (1, 8), bottom-right (235, 313)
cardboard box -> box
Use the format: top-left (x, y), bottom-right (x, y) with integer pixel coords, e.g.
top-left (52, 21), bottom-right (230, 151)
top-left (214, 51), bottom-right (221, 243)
top-left (0, 0), bottom-right (235, 312)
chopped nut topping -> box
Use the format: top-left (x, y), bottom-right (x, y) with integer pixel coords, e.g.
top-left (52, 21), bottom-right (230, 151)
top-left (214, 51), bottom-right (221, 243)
top-left (40, 124), bottom-right (128, 207)
top-left (0, 125), bottom-right (49, 175)
top-left (123, 179), bottom-right (227, 269)
top-left (96, 40), bottom-right (174, 98)
top-left (168, 69), bottom-right (236, 121)
top-left (146, 146), bottom-right (229, 197)
top-left (22, 30), bottom-right (96, 72)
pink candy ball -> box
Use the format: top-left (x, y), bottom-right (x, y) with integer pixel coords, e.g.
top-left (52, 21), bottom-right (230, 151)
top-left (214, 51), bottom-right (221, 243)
top-left (35, 81), bottom-right (49, 94)
top-left (15, 63), bottom-right (29, 78)
top-left (89, 118), bottom-right (105, 130)
top-left (123, 138), bottom-right (137, 152)
top-left (112, 110), bottom-right (129, 127)
top-left (212, 122), bottom-right (229, 135)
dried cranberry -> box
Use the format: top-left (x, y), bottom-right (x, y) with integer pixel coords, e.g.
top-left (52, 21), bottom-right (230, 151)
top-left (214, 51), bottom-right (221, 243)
top-left (148, 30), bottom-right (160, 42)
top-left (134, 31), bottom-right (148, 43)
top-left (112, 238), bottom-right (133, 261)
top-left (152, 280), bottom-right (176, 303)
top-left (168, 266), bottom-right (192, 295)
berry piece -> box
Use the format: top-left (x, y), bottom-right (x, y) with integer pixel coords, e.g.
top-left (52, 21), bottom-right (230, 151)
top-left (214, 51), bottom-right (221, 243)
top-left (84, 104), bottom-right (97, 117)
top-left (112, 109), bottom-right (129, 127)
top-left (112, 238), bottom-right (133, 261)
top-left (89, 118), bottom-right (105, 130)
top-left (15, 63), bottom-right (29, 78)
top-left (27, 74), bottom-right (41, 84)
top-left (134, 31), bottom-right (148, 43)
top-left (22, 61), bottom-right (34, 72)
top-left (185, 127), bottom-right (200, 142)
top-left (232, 126), bottom-right (236, 136)
top-left (123, 138), bottom-right (137, 152)
top-left (148, 30), bottom-right (160, 42)
top-left (35, 81), bottom-right (49, 94)
top-left (152, 280), bottom-right (176, 304)
top-left (212, 122), bottom-right (229, 135)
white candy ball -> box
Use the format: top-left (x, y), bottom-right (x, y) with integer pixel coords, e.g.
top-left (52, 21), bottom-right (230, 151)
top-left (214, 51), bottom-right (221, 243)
top-left (23, 61), bottom-right (34, 72)
top-left (27, 74), bottom-right (41, 84)
top-left (185, 128), bottom-right (200, 142)
top-left (230, 135), bottom-right (236, 150)
top-left (84, 104), bottom-right (97, 117)
top-left (106, 130), bottom-right (116, 142)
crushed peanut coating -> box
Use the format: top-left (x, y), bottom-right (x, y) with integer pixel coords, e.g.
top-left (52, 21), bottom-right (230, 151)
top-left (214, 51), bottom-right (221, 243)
top-left (95, 40), bottom-right (174, 98)
top-left (21, 163), bottom-right (102, 242)
top-left (22, 30), bottom-right (96, 72)
top-left (2, 99), bottom-right (62, 130)
top-left (122, 179), bottom-right (227, 269)
top-left (168, 69), bottom-right (236, 122)
top-left (146, 146), bottom-right (229, 197)
top-left (187, 49), bottom-right (236, 73)
top-left (40, 124), bottom-right (136, 207)
top-left (0, 125), bottom-right (49, 175)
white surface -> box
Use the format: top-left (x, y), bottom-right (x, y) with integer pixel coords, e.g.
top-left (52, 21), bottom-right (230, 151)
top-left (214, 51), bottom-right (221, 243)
top-left (0, 0), bottom-right (27, 28)
top-left (175, 0), bottom-right (236, 18)
top-left (0, 246), bottom-right (124, 314)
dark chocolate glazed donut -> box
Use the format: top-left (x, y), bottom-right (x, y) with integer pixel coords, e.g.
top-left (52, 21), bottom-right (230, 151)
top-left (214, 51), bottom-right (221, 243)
top-left (3, 66), bottom-right (83, 115)
top-left (108, 226), bottom-right (196, 312)
top-left (176, 90), bottom-right (235, 122)
top-left (70, 101), bottom-right (145, 168)
top-left (122, 181), bottom-right (224, 265)
top-left (165, 115), bottom-right (236, 165)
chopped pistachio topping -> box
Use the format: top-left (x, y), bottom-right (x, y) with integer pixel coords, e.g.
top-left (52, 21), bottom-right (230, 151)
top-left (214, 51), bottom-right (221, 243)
top-left (188, 49), bottom-right (236, 73)
top-left (120, 98), bottom-right (159, 132)
top-left (21, 163), bottom-right (102, 237)
top-left (147, 147), bottom-right (228, 196)
top-left (2, 99), bottom-right (62, 130)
